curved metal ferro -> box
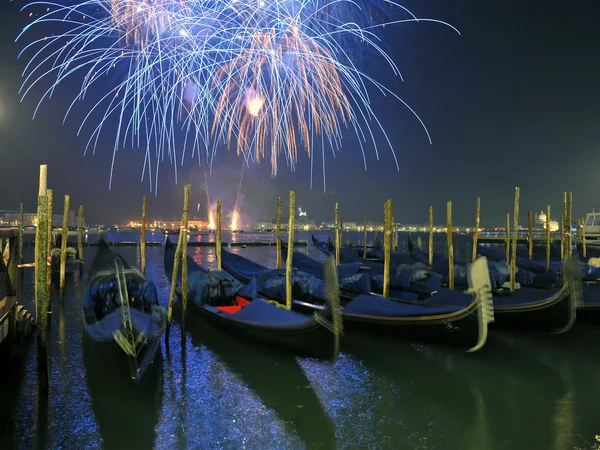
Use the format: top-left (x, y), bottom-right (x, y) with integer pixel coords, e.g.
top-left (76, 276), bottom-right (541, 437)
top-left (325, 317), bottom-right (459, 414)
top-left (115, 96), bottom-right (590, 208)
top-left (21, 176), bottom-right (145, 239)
top-left (552, 254), bottom-right (582, 334)
top-left (467, 256), bottom-right (495, 353)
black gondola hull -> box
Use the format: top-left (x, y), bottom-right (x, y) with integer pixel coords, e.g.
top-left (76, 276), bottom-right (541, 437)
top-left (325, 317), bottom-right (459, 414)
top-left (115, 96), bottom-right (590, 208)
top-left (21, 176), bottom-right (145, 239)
top-left (491, 291), bottom-right (573, 332)
top-left (184, 301), bottom-right (336, 359)
top-left (290, 298), bottom-right (481, 347)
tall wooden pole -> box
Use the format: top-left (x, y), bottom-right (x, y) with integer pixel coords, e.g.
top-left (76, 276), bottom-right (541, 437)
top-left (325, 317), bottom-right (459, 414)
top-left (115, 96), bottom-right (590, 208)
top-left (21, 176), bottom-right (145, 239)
top-left (505, 213), bottom-right (510, 262)
top-left (77, 206), bottom-right (84, 262)
top-left (59, 194), bottom-right (70, 293)
top-left (428, 206), bottom-right (434, 265)
top-left (46, 189), bottom-right (53, 311)
top-left (383, 200), bottom-right (392, 297)
top-left (363, 216), bottom-right (367, 259)
top-left (334, 202), bottom-right (340, 266)
top-left (568, 192), bottom-right (573, 256)
top-left (285, 191), bottom-right (296, 310)
top-left (510, 187), bottom-right (520, 292)
top-left (546, 205), bottom-right (551, 271)
top-left (447, 201), bottom-right (454, 290)
top-left (393, 216), bottom-right (398, 250)
top-left (581, 217), bottom-right (587, 258)
top-left (180, 185), bottom-right (191, 334)
top-left (166, 185), bottom-right (191, 339)
top-left (46, 190), bottom-right (53, 257)
top-left (275, 196), bottom-right (282, 269)
top-left (216, 199), bottom-right (222, 270)
top-left (166, 231), bottom-right (184, 329)
top-left (527, 210), bottom-right (533, 260)
top-left (559, 192), bottom-right (567, 259)
top-left (35, 164), bottom-right (48, 391)
top-left (18, 203), bottom-right (23, 263)
top-left (141, 197), bottom-right (147, 276)
top-left (472, 197), bottom-right (480, 262)
top-left (35, 164), bottom-right (47, 313)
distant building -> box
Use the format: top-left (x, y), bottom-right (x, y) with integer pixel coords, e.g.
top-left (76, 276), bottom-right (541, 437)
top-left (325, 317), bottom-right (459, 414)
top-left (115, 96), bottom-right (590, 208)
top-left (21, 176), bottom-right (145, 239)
top-left (342, 222), bottom-right (357, 231)
top-left (296, 218), bottom-right (317, 231)
top-left (188, 219), bottom-right (209, 229)
top-left (0, 209), bottom-right (77, 228)
top-left (255, 220), bottom-right (275, 230)
top-left (536, 210), bottom-right (559, 232)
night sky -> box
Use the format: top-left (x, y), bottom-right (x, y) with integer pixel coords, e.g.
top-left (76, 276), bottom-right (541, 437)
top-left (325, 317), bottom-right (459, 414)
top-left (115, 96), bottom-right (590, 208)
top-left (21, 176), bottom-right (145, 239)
top-left (0, 0), bottom-right (599, 226)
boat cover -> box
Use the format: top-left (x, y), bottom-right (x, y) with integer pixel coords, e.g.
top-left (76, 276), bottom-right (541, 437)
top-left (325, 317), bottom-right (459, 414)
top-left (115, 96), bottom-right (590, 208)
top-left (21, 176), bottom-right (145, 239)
top-left (85, 307), bottom-right (164, 342)
top-left (343, 294), bottom-right (470, 317)
top-left (281, 249), bottom-right (371, 294)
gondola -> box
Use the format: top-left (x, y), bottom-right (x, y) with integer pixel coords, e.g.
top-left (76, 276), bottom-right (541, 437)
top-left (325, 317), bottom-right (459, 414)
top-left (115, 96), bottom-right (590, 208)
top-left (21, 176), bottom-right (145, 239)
top-left (163, 238), bottom-right (340, 359)
top-left (477, 243), bottom-right (600, 322)
top-left (312, 235), bottom-right (582, 333)
top-left (219, 247), bottom-right (495, 351)
top-left (82, 238), bottom-right (166, 381)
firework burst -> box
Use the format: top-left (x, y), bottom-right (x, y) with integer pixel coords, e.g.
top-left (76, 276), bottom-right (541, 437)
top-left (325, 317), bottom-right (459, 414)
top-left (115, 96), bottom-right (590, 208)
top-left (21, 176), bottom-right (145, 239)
top-left (16, 0), bottom-right (459, 190)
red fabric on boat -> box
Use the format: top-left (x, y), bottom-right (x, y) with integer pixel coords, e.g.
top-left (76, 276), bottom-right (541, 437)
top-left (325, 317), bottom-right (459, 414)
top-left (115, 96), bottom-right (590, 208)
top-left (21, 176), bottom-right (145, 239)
top-left (216, 305), bottom-right (243, 314)
top-left (236, 296), bottom-right (250, 306)
top-left (216, 296), bottom-right (251, 314)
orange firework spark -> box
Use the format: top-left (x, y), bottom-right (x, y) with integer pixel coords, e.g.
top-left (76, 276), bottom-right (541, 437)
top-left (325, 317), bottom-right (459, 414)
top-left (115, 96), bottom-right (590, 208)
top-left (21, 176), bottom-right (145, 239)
top-left (211, 24), bottom-right (352, 175)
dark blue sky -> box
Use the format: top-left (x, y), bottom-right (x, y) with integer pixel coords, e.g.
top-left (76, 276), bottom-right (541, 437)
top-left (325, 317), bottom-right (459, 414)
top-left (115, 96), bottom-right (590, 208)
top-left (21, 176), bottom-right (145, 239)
top-left (0, 0), bottom-right (599, 226)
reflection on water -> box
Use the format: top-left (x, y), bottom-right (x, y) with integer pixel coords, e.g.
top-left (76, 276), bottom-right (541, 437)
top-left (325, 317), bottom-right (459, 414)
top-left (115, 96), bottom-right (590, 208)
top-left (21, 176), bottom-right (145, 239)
top-left (2, 231), bottom-right (600, 449)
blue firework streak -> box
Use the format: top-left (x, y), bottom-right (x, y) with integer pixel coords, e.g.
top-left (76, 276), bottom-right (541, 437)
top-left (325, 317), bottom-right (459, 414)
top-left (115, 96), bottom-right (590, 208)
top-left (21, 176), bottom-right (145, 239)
top-left (15, 0), bottom-right (459, 191)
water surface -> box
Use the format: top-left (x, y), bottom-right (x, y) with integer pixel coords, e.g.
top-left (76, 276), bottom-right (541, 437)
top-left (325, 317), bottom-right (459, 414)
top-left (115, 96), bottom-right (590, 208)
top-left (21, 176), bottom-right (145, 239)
top-left (1, 231), bottom-right (598, 449)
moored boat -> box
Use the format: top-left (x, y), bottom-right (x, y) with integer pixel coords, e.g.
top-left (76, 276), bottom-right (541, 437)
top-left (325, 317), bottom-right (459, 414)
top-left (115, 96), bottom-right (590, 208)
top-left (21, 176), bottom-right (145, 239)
top-left (312, 235), bottom-right (581, 333)
top-left (82, 238), bottom-right (166, 381)
top-left (164, 238), bottom-right (341, 359)
top-left (220, 248), bottom-right (495, 351)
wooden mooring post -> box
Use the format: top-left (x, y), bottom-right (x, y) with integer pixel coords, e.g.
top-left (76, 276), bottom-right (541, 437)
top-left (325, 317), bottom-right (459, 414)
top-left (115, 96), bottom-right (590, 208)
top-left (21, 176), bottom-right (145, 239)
top-left (447, 201), bottom-right (454, 290)
top-left (59, 194), bottom-right (70, 294)
top-left (141, 197), bottom-right (147, 276)
top-left (568, 192), bottom-right (573, 256)
top-left (334, 202), bottom-right (340, 266)
top-left (18, 203), bottom-right (23, 263)
top-left (428, 206), bottom-right (433, 266)
top-left (505, 213), bottom-right (510, 262)
top-left (560, 214), bottom-right (564, 259)
top-left (35, 164), bottom-right (49, 391)
top-left (216, 199), bottom-right (222, 270)
top-left (528, 210), bottom-right (533, 260)
top-left (510, 187), bottom-right (520, 292)
top-left (165, 185), bottom-right (192, 342)
top-left (275, 196), bottom-right (282, 269)
top-left (285, 191), bottom-right (296, 310)
top-left (77, 206), bottom-right (84, 262)
top-left (582, 216), bottom-right (587, 258)
top-left (394, 217), bottom-right (399, 251)
top-left (46, 189), bottom-right (53, 313)
top-left (472, 198), bottom-right (480, 263)
top-left (545, 205), bottom-right (551, 271)
top-left (383, 199), bottom-right (392, 298)
top-left (180, 185), bottom-right (191, 335)
top-left (34, 164), bottom-right (47, 313)
top-left (363, 216), bottom-right (367, 259)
